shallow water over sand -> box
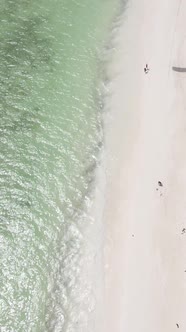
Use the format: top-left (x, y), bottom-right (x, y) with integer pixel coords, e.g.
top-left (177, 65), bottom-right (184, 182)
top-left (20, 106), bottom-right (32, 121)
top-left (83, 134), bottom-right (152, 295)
top-left (0, 1), bottom-right (118, 331)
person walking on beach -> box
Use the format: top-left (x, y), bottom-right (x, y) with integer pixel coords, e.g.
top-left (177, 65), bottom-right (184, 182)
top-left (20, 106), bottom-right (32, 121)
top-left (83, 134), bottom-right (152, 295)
top-left (144, 63), bottom-right (149, 74)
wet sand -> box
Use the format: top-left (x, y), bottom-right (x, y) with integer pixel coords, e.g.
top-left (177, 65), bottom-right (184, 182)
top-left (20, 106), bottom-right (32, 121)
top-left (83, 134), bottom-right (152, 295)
top-left (102, 0), bottom-right (186, 331)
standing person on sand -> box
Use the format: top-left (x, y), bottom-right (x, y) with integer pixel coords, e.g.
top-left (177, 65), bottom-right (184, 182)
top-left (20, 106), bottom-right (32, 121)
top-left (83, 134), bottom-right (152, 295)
top-left (144, 63), bottom-right (149, 73)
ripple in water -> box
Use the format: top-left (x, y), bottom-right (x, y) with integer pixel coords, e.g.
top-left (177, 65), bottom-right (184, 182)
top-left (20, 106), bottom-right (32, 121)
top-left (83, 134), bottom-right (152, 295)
top-left (0, 0), bottom-right (118, 331)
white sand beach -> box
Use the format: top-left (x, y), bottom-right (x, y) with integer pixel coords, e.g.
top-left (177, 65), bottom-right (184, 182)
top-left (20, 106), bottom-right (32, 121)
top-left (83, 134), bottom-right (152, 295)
top-left (102, 0), bottom-right (186, 331)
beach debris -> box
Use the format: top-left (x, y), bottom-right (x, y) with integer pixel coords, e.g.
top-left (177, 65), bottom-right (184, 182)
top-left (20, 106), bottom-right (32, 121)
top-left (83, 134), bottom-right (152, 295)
top-left (172, 66), bottom-right (186, 73)
top-left (181, 228), bottom-right (186, 234)
top-left (176, 323), bottom-right (179, 328)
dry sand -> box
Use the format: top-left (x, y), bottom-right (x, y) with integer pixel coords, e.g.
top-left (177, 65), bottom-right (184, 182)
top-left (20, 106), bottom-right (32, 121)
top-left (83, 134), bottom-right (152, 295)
top-left (102, 0), bottom-right (186, 331)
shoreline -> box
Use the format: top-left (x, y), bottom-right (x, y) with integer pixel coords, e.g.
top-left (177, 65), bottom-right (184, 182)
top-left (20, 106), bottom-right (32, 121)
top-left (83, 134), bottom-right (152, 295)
top-left (101, 0), bottom-right (186, 331)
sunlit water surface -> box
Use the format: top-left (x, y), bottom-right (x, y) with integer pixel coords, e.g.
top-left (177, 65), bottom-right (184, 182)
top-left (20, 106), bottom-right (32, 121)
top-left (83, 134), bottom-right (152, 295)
top-left (0, 0), bottom-right (118, 331)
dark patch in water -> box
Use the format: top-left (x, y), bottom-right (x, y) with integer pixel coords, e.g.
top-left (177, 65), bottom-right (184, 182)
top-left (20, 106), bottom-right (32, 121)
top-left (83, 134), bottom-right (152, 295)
top-left (0, 2), bottom-right (54, 133)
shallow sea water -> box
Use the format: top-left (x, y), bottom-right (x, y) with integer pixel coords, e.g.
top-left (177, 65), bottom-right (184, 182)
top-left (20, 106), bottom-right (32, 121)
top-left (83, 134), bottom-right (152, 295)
top-left (0, 1), bottom-right (118, 331)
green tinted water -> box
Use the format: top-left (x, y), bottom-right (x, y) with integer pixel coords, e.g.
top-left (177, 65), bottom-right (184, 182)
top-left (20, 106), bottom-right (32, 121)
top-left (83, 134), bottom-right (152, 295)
top-left (0, 0), bottom-right (118, 331)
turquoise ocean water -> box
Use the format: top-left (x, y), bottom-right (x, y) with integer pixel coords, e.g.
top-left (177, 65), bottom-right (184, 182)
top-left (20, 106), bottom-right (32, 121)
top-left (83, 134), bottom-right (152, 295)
top-left (0, 0), bottom-right (119, 331)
